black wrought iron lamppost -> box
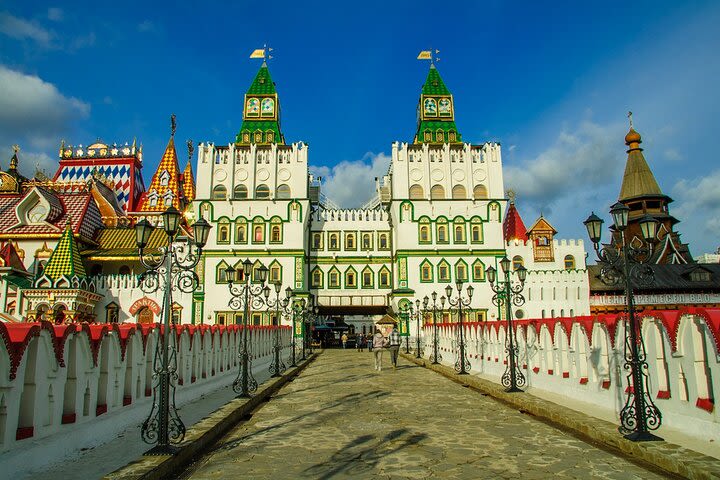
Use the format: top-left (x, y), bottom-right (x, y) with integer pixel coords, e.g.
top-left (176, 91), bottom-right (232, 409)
top-left (414, 298), bottom-right (423, 359)
top-left (398, 301), bottom-right (414, 354)
top-left (584, 203), bottom-right (662, 442)
top-left (445, 281), bottom-right (473, 375)
top-left (262, 282), bottom-right (293, 377)
top-left (225, 259), bottom-right (269, 398)
top-left (136, 206), bottom-right (211, 455)
top-left (486, 257), bottom-right (527, 393)
top-left (424, 292), bottom-right (445, 364)
top-left (296, 294), bottom-right (318, 360)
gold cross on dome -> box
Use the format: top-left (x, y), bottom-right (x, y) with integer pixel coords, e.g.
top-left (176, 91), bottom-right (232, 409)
top-left (628, 111), bottom-right (633, 129)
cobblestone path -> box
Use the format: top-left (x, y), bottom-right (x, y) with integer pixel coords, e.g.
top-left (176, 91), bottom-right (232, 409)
top-left (183, 350), bottom-right (669, 479)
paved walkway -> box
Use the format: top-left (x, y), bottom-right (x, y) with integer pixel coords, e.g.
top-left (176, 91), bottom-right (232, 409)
top-left (183, 350), bottom-right (670, 479)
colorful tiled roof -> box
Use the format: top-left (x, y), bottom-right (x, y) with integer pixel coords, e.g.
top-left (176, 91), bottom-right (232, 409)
top-left (0, 242), bottom-right (26, 271)
top-left (83, 227), bottom-right (167, 259)
top-left (183, 161), bottom-right (195, 203)
top-left (504, 202), bottom-right (528, 242)
top-left (138, 137), bottom-right (186, 212)
top-left (528, 216), bottom-right (557, 235)
top-left (247, 63), bottom-right (276, 95)
top-left (43, 223), bottom-right (87, 280)
top-left (422, 65), bottom-right (451, 95)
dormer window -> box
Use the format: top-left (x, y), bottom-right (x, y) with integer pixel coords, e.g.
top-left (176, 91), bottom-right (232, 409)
top-left (689, 269), bottom-right (712, 282)
top-left (27, 203), bottom-right (49, 224)
top-left (159, 170), bottom-right (170, 186)
top-left (163, 190), bottom-right (174, 207)
top-left (148, 191), bottom-right (159, 207)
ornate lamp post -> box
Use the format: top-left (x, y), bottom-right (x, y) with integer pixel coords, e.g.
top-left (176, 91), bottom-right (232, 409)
top-left (398, 301), bottom-right (415, 354)
top-left (424, 292), bottom-right (445, 364)
top-left (584, 203), bottom-right (662, 442)
top-left (414, 298), bottom-right (423, 359)
top-left (296, 294), bottom-right (318, 360)
top-left (225, 259), bottom-right (269, 397)
top-left (445, 281), bottom-right (473, 375)
top-left (262, 282), bottom-right (293, 377)
top-left (486, 257), bottom-right (527, 393)
top-left (136, 206), bottom-right (211, 455)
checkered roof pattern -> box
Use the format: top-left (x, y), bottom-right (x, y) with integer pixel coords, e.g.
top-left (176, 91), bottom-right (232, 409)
top-left (139, 137), bottom-right (185, 212)
top-left (43, 224), bottom-right (87, 280)
top-left (55, 161), bottom-right (138, 212)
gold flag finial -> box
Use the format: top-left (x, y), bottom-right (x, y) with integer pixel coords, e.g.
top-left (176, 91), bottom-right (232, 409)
top-left (628, 111), bottom-right (633, 129)
top-left (250, 43), bottom-right (273, 61)
top-left (170, 114), bottom-right (177, 137)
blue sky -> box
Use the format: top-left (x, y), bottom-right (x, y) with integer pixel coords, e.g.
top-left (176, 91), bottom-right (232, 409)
top-left (1, 1), bottom-right (719, 257)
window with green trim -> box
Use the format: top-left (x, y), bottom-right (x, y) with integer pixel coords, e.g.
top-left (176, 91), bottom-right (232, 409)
top-left (269, 262), bottom-right (282, 283)
top-left (328, 268), bottom-right (340, 288)
top-left (362, 267), bottom-right (374, 288)
top-left (218, 220), bottom-right (230, 244)
top-left (328, 232), bottom-right (339, 251)
top-left (311, 268), bottom-right (323, 288)
top-left (252, 312), bottom-right (262, 325)
top-left (379, 267), bottom-right (391, 288)
top-left (216, 261), bottom-right (230, 283)
top-left (312, 232), bottom-right (323, 250)
top-left (235, 221), bottom-right (247, 244)
top-left (472, 261), bottom-right (486, 281)
top-left (252, 220), bottom-right (265, 243)
top-left (471, 221), bottom-right (483, 243)
top-left (419, 224), bottom-right (431, 243)
top-left (420, 261), bottom-right (433, 282)
top-left (270, 220), bottom-right (282, 243)
top-left (345, 232), bottom-right (356, 251)
top-left (378, 233), bottom-right (390, 250)
top-left (436, 220), bottom-right (449, 244)
top-left (361, 232), bottom-right (373, 250)
top-left (438, 261), bottom-right (451, 282)
top-left (455, 262), bottom-right (468, 282)
top-left (345, 269), bottom-right (357, 288)
top-left (453, 219), bottom-right (466, 243)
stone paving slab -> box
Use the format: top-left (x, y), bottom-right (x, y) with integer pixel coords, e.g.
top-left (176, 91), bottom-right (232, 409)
top-left (182, 349), bottom-right (677, 480)
top-left (402, 353), bottom-right (720, 480)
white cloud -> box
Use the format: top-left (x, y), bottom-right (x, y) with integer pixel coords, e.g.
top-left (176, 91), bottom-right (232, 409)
top-left (0, 11), bottom-right (52, 45)
top-left (310, 152), bottom-right (391, 208)
top-left (504, 120), bottom-right (624, 209)
top-left (671, 170), bottom-right (720, 252)
top-left (47, 8), bottom-right (63, 22)
top-left (0, 65), bottom-right (90, 176)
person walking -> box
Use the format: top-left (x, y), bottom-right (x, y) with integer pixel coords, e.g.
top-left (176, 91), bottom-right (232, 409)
top-left (341, 333), bottom-right (348, 349)
top-left (367, 333), bottom-right (373, 352)
top-left (372, 329), bottom-right (386, 371)
top-left (356, 334), bottom-right (365, 352)
top-left (388, 325), bottom-right (401, 368)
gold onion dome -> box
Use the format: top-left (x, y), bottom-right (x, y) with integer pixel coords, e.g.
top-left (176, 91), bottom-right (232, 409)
top-left (625, 127), bottom-right (642, 147)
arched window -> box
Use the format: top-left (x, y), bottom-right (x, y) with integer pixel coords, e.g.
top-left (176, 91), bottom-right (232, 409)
top-left (329, 268), bottom-right (340, 288)
top-left (512, 255), bottom-right (524, 270)
top-left (362, 267), bottom-right (373, 288)
top-left (453, 219), bottom-right (465, 243)
top-left (235, 220), bottom-right (247, 243)
top-left (456, 262), bottom-right (468, 282)
top-left (255, 184), bottom-right (270, 198)
top-left (419, 220), bottom-right (431, 243)
top-left (564, 255), bottom-right (576, 270)
top-left (472, 261), bottom-right (485, 281)
top-left (409, 184), bottom-right (424, 199)
top-left (379, 267), bottom-right (391, 288)
top-left (218, 220), bottom-right (230, 244)
top-left (276, 184), bottom-right (291, 199)
top-left (253, 220), bottom-right (265, 243)
top-left (212, 185), bottom-right (227, 200)
top-left (361, 233), bottom-right (372, 250)
top-left (269, 263), bottom-right (281, 283)
top-left (311, 268), bottom-right (323, 288)
top-left (378, 233), bottom-right (389, 250)
top-left (420, 261), bottom-right (432, 282)
top-left (473, 184), bottom-right (488, 199)
top-left (270, 224), bottom-right (282, 243)
top-left (329, 232), bottom-right (339, 250)
top-left (430, 184), bottom-right (445, 199)
top-left (452, 185), bottom-right (466, 199)
top-left (471, 220), bottom-right (483, 243)
top-left (105, 303), bottom-right (119, 323)
top-left (345, 232), bottom-right (356, 250)
top-left (438, 261), bottom-right (450, 282)
top-left (234, 184), bottom-right (248, 199)
top-left (436, 219), bottom-right (448, 243)
top-left (345, 269), bottom-right (357, 288)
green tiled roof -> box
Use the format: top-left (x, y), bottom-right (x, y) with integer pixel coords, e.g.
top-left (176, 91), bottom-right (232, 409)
top-left (43, 224), bottom-right (86, 280)
top-left (236, 120), bottom-right (284, 145)
top-left (247, 63), bottom-right (276, 95)
top-left (415, 120), bottom-right (462, 144)
top-left (422, 66), bottom-right (451, 95)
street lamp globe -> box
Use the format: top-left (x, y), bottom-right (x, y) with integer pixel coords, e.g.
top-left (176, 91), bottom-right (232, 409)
top-left (135, 218), bottom-right (155, 249)
top-left (192, 217), bottom-right (211, 247)
top-left (257, 265), bottom-right (269, 283)
top-left (162, 206), bottom-right (182, 237)
top-left (639, 214), bottom-right (659, 241)
top-left (517, 265), bottom-right (528, 283)
top-left (466, 285), bottom-right (474, 298)
top-left (500, 256), bottom-right (511, 275)
top-left (445, 284), bottom-right (453, 298)
top-left (486, 265), bottom-right (496, 284)
top-left (583, 212), bottom-right (604, 244)
top-left (224, 266), bottom-right (236, 284)
top-left (610, 202), bottom-right (630, 231)
top-left (242, 258), bottom-right (253, 277)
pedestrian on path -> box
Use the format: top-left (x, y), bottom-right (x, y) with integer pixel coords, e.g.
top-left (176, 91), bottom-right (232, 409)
top-left (388, 325), bottom-right (401, 368)
top-left (367, 333), bottom-right (373, 352)
top-left (372, 329), bottom-right (386, 371)
top-left (356, 334), bottom-right (365, 352)
top-left (341, 333), bottom-right (348, 349)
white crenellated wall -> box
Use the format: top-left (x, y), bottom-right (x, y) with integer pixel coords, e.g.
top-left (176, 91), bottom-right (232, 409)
top-left (0, 322), bottom-right (291, 459)
top-left (420, 309), bottom-right (720, 444)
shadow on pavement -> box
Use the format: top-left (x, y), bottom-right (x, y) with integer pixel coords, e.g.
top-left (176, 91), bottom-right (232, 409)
top-left (302, 428), bottom-right (428, 479)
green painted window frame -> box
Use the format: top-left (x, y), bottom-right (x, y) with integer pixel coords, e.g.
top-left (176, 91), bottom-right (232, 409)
top-left (312, 232), bottom-right (323, 250)
top-left (378, 267), bottom-right (391, 288)
top-left (311, 267), bottom-right (324, 288)
top-left (216, 261), bottom-right (230, 283)
top-left (436, 221), bottom-right (449, 244)
top-left (564, 255), bottom-right (576, 270)
top-left (419, 224), bottom-right (431, 244)
top-left (378, 232), bottom-right (390, 250)
top-left (361, 267), bottom-right (374, 288)
top-left (328, 232), bottom-right (340, 251)
top-left (251, 312), bottom-right (262, 325)
top-left (235, 221), bottom-right (248, 244)
top-left (420, 260), bottom-right (433, 283)
top-left (328, 267), bottom-right (341, 288)
top-left (268, 261), bottom-right (282, 284)
top-left (453, 219), bottom-right (466, 244)
top-left (360, 232), bottom-right (373, 251)
top-left (345, 267), bottom-right (358, 289)
top-left (437, 260), bottom-right (451, 282)
top-left (470, 222), bottom-right (483, 244)
top-left (455, 260), bottom-right (468, 282)
top-left (472, 260), bottom-right (486, 282)
top-left (252, 221), bottom-right (265, 244)
top-left (344, 232), bottom-right (357, 251)
top-left (217, 221), bottom-right (230, 244)
top-left (269, 222), bottom-right (283, 244)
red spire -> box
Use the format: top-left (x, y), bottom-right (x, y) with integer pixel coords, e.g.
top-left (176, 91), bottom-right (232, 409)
top-left (504, 199), bottom-right (528, 242)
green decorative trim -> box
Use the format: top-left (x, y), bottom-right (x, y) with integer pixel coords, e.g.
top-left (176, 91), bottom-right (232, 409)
top-left (360, 231), bottom-right (374, 251)
top-left (311, 232), bottom-right (324, 250)
top-left (309, 256), bottom-right (392, 264)
top-left (437, 259), bottom-right (451, 283)
top-left (361, 266), bottom-right (374, 288)
top-left (294, 255), bottom-right (304, 289)
top-left (378, 266), bottom-right (392, 288)
top-left (420, 258), bottom-right (433, 283)
top-left (328, 232), bottom-right (340, 251)
top-left (310, 266), bottom-right (324, 288)
top-left (328, 266), bottom-right (341, 289)
top-left (344, 231), bottom-right (357, 251)
top-left (216, 260), bottom-right (230, 283)
top-left (395, 249), bottom-right (506, 256)
top-left (377, 231), bottom-right (391, 250)
top-left (344, 265), bottom-right (358, 289)
top-left (234, 220), bottom-right (248, 244)
top-left (268, 259), bottom-right (283, 284)
top-left (454, 258), bottom-right (469, 282)
top-left (472, 259), bottom-right (486, 282)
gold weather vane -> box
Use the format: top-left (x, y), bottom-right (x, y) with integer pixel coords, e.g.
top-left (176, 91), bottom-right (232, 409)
top-left (628, 111), bottom-right (633, 129)
top-left (250, 44), bottom-right (273, 61)
top-left (12, 145), bottom-right (19, 154)
top-left (417, 48), bottom-right (440, 63)
top-left (170, 114), bottom-right (177, 137)
top-left (506, 189), bottom-right (516, 204)
top-left (187, 139), bottom-right (194, 161)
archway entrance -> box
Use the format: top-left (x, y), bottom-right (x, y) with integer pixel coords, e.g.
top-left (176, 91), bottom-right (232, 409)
top-left (137, 307), bottom-right (154, 324)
